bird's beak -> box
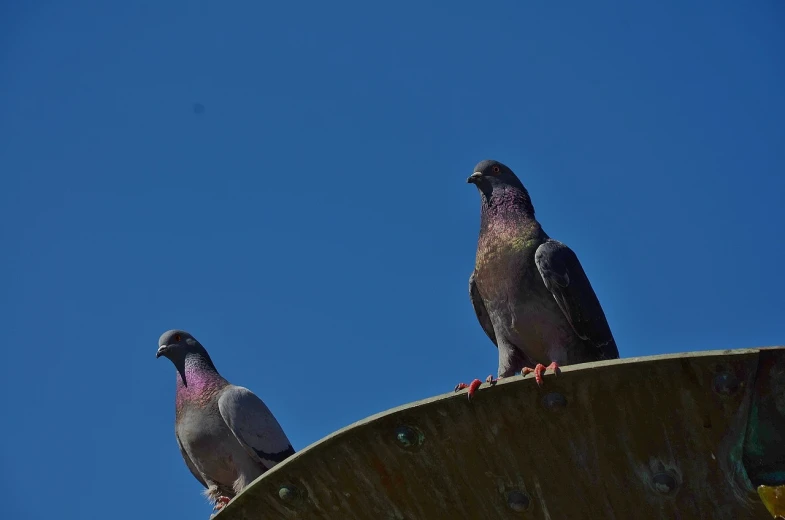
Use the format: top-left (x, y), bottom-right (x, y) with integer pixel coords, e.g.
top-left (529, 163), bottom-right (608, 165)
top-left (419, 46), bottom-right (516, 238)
top-left (156, 345), bottom-right (170, 358)
top-left (467, 171), bottom-right (483, 184)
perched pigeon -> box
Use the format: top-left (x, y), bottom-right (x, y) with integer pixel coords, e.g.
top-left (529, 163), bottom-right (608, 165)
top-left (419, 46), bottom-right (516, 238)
top-left (156, 330), bottom-right (295, 513)
top-left (455, 160), bottom-right (619, 400)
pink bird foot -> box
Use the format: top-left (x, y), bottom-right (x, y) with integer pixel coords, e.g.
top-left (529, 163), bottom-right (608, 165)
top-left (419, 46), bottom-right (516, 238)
top-left (213, 496), bottom-right (231, 512)
top-left (522, 362), bottom-right (561, 386)
top-left (454, 375), bottom-right (497, 401)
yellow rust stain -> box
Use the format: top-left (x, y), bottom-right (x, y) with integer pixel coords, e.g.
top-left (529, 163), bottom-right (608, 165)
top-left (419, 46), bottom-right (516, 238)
top-left (758, 485), bottom-right (785, 518)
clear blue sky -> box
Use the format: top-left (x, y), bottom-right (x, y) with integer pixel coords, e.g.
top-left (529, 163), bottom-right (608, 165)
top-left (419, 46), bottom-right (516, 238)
top-left (1, 1), bottom-right (783, 518)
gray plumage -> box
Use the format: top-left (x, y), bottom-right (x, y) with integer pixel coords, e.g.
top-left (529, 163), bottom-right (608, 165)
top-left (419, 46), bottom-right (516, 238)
top-left (466, 160), bottom-right (619, 382)
top-left (156, 330), bottom-right (295, 511)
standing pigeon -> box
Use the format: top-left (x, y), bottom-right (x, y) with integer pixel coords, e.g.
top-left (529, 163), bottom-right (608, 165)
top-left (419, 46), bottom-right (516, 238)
top-left (156, 330), bottom-right (295, 513)
top-left (455, 160), bottom-right (619, 400)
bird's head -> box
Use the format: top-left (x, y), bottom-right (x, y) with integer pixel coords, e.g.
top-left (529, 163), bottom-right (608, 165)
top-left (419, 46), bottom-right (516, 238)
top-left (156, 329), bottom-right (203, 362)
top-left (467, 159), bottom-right (526, 196)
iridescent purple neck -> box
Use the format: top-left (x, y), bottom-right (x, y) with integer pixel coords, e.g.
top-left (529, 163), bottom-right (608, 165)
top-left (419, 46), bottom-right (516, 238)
top-left (174, 354), bottom-right (227, 409)
top-left (480, 185), bottom-right (536, 230)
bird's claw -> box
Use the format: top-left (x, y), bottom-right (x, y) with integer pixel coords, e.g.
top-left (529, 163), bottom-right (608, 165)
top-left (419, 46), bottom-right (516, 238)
top-left (453, 379), bottom-right (482, 400)
top-left (213, 496), bottom-right (231, 512)
top-left (454, 375), bottom-right (497, 401)
top-left (522, 362), bottom-right (561, 386)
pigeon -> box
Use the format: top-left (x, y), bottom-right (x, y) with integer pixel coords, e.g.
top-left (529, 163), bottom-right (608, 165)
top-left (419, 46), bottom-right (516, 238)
top-left (156, 330), bottom-right (295, 513)
top-left (455, 160), bottom-right (619, 400)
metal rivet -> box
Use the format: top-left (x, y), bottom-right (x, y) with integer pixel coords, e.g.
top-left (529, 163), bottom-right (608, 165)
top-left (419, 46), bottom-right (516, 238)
top-left (713, 371), bottom-right (739, 396)
top-left (278, 485), bottom-right (299, 502)
top-left (652, 472), bottom-right (678, 494)
top-left (506, 490), bottom-right (531, 512)
top-left (394, 425), bottom-right (424, 450)
top-left (541, 392), bottom-right (568, 409)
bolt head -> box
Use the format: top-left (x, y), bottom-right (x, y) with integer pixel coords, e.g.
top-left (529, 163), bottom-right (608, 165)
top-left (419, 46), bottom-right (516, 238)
top-left (278, 485), bottom-right (298, 502)
top-left (541, 392), bottom-right (568, 409)
top-left (652, 472), bottom-right (678, 494)
top-left (713, 371), bottom-right (740, 396)
top-left (506, 490), bottom-right (531, 512)
top-left (394, 425), bottom-right (424, 450)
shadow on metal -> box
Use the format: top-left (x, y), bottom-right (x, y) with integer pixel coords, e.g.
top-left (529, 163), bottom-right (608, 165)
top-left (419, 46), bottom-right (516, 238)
top-left (218, 348), bottom-right (785, 520)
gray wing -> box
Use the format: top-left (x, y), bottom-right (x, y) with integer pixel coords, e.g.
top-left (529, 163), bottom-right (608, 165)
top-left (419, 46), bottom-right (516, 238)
top-left (218, 385), bottom-right (295, 470)
top-left (176, 432), bottom-right (208, 488)
top-left (469, 270), bottom-right (497, 347)
top-left (534, 239), bottom-right (619, 360)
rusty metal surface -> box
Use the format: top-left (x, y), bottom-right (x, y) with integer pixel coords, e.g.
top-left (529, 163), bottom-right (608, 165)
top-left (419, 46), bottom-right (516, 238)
top-left (220, 348), bottom-right (785, 520)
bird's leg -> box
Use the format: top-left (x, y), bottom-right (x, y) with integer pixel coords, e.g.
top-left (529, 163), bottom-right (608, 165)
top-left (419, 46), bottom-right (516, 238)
top-left (454, 375), bottom-right (497, 401)
top-left (522, 362), bottom-right (560, 386)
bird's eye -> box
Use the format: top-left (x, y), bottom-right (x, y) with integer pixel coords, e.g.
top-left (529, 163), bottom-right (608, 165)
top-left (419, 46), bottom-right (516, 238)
top-left (491, 165), bottom-right (501, 174)
top-left (174, 334), bottom-right (181, 342)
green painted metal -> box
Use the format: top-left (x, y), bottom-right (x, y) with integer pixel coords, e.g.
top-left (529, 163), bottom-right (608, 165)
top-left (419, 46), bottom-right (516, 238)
top-left (218, 348), bottom-right (785, 520)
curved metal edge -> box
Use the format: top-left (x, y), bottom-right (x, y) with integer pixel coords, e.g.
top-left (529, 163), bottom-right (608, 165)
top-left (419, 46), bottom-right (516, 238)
top-left (220, 346), bottom-right (785, 518)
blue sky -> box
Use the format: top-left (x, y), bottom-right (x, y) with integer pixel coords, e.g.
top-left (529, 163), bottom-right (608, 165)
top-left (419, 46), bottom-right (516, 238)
top-left (1, 1), bottom-right (784, 518)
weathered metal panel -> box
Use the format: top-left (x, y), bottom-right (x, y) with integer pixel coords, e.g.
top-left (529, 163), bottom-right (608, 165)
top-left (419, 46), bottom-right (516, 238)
top-left (220, 348), bottom-right (785, 520)
top-left (745, 348), bottom-right (785, 487)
